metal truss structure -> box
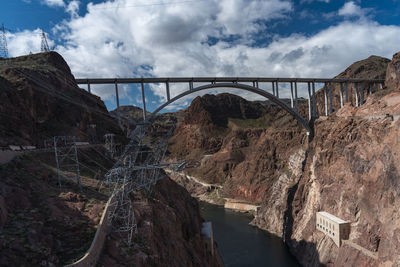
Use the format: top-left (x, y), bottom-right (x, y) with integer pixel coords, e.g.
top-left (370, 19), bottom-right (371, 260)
top-left (102, 122), bottom-right (184, 246)
top-left (45, 136), bottom-right (81, 189)
top-left (104, 133), bottom-right (117, 158)
top-left (40, 31), bottom-right (50, 52)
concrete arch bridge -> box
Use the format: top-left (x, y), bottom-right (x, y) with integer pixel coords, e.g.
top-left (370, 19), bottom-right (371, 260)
top-left (76, 77), bottom-right (385, 135)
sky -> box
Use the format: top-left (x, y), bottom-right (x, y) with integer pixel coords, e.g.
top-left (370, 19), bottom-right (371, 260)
top-left (1, 0), bottom-right (400, 112)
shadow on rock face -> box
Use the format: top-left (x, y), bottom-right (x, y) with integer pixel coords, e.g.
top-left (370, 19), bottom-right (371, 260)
top-left (283, 177), bottom-right (326, 267)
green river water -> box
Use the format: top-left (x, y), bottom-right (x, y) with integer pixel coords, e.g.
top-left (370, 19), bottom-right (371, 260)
top-left (200, 202), bottom-right (300, 267)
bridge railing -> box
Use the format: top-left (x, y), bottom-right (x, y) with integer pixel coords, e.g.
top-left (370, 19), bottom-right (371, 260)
top-left (75, 77), bottom-right (385, 125)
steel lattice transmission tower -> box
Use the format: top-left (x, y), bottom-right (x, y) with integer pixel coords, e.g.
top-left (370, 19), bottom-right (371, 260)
top-left (104, 133), bottom-right (117, 158)
top-left (44, 136), bottom-right (82, 190)
top-left (101, 123), bottom-right (185, 246)
top-left (40, 31), bottom-right (50, 52)
top-left (0, 24), bottom-right (8, 59)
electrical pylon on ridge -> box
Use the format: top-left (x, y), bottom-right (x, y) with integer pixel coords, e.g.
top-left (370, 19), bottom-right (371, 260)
top-left (0, 23), bottom-right (9, 59)
top-left (40, 30), bottom-right (50, 52)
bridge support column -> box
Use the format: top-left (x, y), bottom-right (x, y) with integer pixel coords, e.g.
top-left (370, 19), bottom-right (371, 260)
top-left (345, 82), bottom-right (349, 103)
top-left (324, 83), bottom-right (328, 116)
top-left (307, 82), bottom-right (312, 120)
top-left (329, 82), bottom-right (333, 114)
top-left (166, 82), bottom-right (170, 101)
top-left (375, 82), bottom-right (379, 92)
top-left (360, 83), bottom-right (364, 105)
top-left (87, 81), bottom-right (91, 93)
top-left (339, 82), bottom-right (344, 108)
top-left (290, 82), bottom-right (294, 108)
top-left (141, 82), bottom-right (147, 121)
top-left (115, 82), bottom-right (121, 127)
top-left (275, 81), bottom-right (279, 98)
top-left (294, 82), bottom-right (298, 112)
top-left (312, 81), bottom-right (316, 118)
top-left (272, 82), bottom-right (276, 96)
top-left (355, 83), bottom-right (359, 107)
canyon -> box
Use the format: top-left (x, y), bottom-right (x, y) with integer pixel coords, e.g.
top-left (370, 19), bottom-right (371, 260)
top-left (1, 50), bottom-right (400, 266)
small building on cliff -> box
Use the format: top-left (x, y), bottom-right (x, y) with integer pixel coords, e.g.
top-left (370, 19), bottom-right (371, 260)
top-left (316, 211), bottom-right (350, 247)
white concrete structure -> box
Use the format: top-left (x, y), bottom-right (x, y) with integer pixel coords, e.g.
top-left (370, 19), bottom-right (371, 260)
top-left (316, 211), bottom-right (350, 247)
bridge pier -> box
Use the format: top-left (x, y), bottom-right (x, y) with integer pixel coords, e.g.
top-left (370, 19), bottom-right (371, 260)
top-left (294, 82), bottom-right (298, 112)
top-left (166, 81), bottom-right (170, 101)
top-left (339, 83), bottom-right (344, 108)
top-left (307, 82), bottom-right (312, 120)
top-left (312, 82), bottom-right (316, 118)
top-left (290, 82), bottom-right (294, 108)
top-left (272, 82), bottom-right (276, 96)
top-left (355, 83), bottom-right (359, 107)
top-left (141, 82), bottom-right (147, 121)
top-left (324, 83), bottom-right (328, 116)
top-left (87, 80), bottom-right (91, 93)
top-left (115, 82), bottom-right (121, 127)
top-left (329, 82), bottom-right (333, 114)
top-left (275, 81), bottom-right (279, 98)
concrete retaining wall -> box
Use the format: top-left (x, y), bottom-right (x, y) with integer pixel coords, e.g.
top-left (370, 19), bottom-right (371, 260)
top-left (65, 194), bottom-right (116, 267)
top-left (224, 202), bottom-right (260, 212)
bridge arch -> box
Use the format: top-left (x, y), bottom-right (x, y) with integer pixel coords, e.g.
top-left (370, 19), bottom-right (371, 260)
top-left (148, 82), bottom-right (311, 133)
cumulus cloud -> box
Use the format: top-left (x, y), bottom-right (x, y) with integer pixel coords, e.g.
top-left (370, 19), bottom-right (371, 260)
top-left (66, 0), bottom-right (80, 17)
top-left (7, 29), bottom-right (55, 56)
top-left (301, 0), bottom-right (330, 3)
top-left (6, 0), bottom-right (400, 111)
top-left (41, 0), bottom-right (65, 8)
top-left (338, 1), bottom-right (369, 18)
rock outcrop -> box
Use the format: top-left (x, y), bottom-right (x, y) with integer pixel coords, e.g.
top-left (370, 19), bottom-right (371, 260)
top-left (0, 52), bottom-right (124, 147)
top-left (287, 113), bottom-right (400, 266)
top-left (385, 51), bottom-right (400, 91)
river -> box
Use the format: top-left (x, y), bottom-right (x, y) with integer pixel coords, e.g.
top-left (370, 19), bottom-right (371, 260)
top-left (200, 202), bottom-right (300, 267)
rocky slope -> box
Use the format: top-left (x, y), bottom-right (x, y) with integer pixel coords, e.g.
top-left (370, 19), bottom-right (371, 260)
top-left (0, 52), bottom-right (124, 147)
top-left (0, 152), bottom-right (109, 266)
top-left (99, 175), bottom-right (223, 267)
top-left (110, 105), bottom-right (185, 138)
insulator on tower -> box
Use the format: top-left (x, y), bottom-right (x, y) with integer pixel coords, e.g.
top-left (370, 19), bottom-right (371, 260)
top-left (40, 30), bottom-right (50, 52)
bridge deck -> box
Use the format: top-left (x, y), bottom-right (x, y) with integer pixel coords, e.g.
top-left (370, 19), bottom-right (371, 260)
top-left (75, 76), bottom-right (387, 135)
top-left (76, 77), bottom-right (384, 84)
